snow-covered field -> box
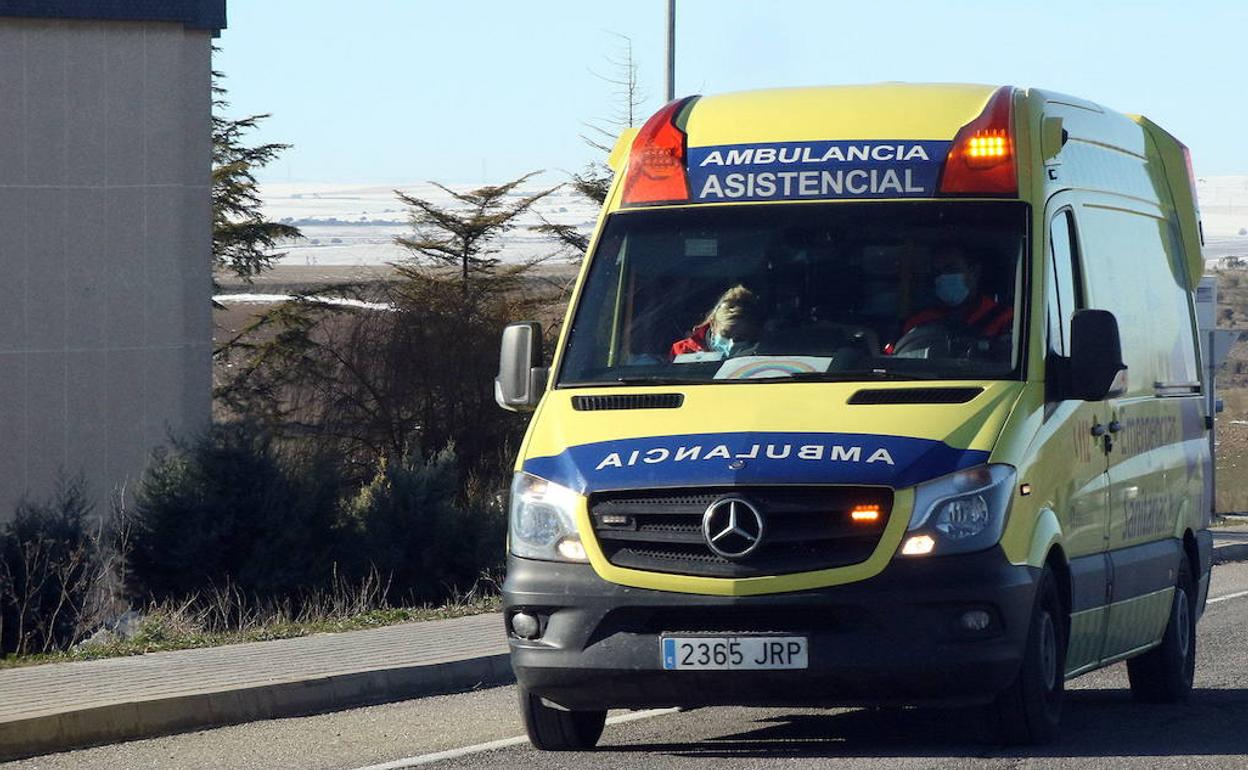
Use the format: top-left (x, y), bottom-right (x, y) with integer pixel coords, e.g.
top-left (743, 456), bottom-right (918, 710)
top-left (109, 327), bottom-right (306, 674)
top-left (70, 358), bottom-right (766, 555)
top-left (1198, 175), bottom-right (1248, 264)
top-left (259, 180), bottom-right (598, 267)
top-left (256, 176), bottom-right (1248, 268)
top-left (1199, 175), bottom-right (1248, 235)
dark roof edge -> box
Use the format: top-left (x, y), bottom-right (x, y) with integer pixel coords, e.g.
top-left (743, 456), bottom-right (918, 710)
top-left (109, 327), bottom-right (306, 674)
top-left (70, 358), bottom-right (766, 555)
top-left (0, 1), bottom-right (226, 32)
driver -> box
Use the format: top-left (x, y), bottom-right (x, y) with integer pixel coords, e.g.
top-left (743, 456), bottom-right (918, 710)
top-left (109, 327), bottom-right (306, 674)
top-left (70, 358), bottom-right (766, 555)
top-left (895, 244), bottom-right (1013, 343)
top-left (670, 284), bottom-right (762, 359)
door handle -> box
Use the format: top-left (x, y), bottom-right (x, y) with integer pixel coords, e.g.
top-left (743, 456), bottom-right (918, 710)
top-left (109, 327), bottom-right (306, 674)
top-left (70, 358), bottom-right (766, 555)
top-left (1091, 422), bottom-right (1107, 437)
top-left (1108, 420), bottom-right (1122, 433)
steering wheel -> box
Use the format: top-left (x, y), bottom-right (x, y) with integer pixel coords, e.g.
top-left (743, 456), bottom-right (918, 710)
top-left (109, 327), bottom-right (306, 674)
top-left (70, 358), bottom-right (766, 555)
top-left (892, 321), bottom-right (980, 359)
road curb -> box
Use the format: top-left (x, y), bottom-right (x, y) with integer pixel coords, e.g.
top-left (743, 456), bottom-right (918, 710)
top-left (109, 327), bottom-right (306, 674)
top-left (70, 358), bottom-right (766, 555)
top-left (5, 542), bottom-right (1248, 761)
top-left (0, 653), bottom-right (514, 762)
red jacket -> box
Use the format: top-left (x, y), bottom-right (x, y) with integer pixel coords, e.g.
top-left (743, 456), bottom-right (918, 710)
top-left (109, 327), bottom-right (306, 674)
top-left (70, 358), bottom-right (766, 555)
top-left (901, 295), bottom-right (1013, 337)
top-left (670, 323), bottom-right (712, 358)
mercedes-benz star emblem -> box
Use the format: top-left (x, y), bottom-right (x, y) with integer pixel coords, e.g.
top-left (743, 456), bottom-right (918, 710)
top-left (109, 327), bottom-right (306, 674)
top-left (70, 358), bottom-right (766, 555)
top-left (702, 497), bottom-right (765, 559)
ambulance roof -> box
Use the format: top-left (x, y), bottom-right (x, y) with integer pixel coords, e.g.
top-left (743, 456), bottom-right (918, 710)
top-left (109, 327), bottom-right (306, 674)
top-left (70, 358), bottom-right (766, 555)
top-left (684, 83), bottom-right (1002, 146)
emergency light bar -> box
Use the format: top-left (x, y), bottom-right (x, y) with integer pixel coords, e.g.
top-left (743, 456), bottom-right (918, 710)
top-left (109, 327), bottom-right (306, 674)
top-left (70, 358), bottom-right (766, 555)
top-left (622, 87), bottom-right (1018, 206)
top-left (939, 86), bottom-right (1017, 196)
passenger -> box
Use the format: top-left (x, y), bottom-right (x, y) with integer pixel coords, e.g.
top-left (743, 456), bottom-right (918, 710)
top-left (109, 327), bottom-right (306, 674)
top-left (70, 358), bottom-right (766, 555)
top-left (898, 244), bottom-right (1013, 339)
top-left (670, 284), bottom-right (762, 359)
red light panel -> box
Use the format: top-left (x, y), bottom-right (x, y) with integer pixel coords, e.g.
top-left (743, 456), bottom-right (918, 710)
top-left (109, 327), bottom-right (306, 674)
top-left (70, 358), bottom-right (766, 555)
top-left (621, 96), bottom-right (696, 206)
top-left (939, 86), bottom-right (1017, 196)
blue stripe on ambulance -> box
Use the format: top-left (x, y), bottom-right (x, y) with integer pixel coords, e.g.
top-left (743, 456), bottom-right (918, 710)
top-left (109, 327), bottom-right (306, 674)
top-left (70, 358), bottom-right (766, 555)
top-left (686, 140), bottom-right (952, 203)
top-left (521, 431), bottom-right (990, 494)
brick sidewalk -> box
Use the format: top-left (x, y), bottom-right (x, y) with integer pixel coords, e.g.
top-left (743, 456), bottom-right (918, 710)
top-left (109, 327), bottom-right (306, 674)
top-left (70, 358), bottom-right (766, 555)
top-left (0, 613), bottom-right (509, 761)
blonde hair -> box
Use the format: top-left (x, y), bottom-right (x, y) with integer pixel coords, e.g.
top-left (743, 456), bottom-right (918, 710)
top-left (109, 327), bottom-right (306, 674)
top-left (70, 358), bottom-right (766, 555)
top-left (700, 284), bottom-right (759, 330)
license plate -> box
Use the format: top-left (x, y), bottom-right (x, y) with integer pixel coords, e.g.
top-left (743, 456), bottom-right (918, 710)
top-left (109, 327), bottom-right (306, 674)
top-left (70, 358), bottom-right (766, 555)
top-left (661, 636), bottom-right (808, 670)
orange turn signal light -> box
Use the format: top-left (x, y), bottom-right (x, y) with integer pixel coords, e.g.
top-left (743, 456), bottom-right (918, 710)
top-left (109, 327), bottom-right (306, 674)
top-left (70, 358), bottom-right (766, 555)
top-left (850, 504), bottom-right (881, 523)
top-left (939, 85), bottom-right (1017, 195)
top-left (965, 130), bottom-right (1009, 161)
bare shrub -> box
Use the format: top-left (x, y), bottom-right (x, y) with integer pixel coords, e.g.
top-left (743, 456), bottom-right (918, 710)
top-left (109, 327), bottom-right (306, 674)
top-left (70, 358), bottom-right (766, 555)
top-left (0, 482), bottom-right (100, 655)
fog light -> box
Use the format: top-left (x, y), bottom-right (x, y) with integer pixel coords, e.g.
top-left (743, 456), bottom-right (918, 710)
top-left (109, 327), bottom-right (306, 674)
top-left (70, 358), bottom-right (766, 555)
top-left (512, 611), bottom-right (541, 640)
top-left (556, 538), bottom-right (587, 561)
top-left (959, 609), bottom-right (992, 632)
top-left (901, 534), bottom-right (936, 556)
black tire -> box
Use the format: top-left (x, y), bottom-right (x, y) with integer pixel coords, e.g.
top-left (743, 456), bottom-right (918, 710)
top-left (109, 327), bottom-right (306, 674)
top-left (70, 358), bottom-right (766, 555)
top-left (1126, 553), bottom-right (1197, 703)
top-left (519, 686), bottom-right (607, 751)
top-left (992, 567), bottom-right (1066, 745)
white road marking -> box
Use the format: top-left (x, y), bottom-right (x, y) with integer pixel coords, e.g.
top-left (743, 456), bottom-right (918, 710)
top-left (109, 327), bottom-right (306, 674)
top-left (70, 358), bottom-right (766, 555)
top-left (1208, 588), bottom-right (1248, 605)
top-left (349, 708), bottom-right (679, 770)
top-left (352, 585), bottom-right (1248, 769)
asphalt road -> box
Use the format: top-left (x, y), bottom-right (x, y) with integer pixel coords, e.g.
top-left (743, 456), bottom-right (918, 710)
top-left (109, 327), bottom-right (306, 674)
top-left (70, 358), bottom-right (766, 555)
top-left (9, 563), bottom-right (1248, 770)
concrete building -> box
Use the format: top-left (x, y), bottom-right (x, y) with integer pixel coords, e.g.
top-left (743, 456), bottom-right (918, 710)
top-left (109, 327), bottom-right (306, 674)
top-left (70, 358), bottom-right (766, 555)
top-left (0, 1), bottom-right (225, 519)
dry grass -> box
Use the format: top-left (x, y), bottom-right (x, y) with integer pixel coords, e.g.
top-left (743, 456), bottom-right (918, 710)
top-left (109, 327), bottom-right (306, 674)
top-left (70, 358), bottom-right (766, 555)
top-left (1218, 387), bottom-right (1248, 514)
top-left (0, 569), bottom-right (501, 670)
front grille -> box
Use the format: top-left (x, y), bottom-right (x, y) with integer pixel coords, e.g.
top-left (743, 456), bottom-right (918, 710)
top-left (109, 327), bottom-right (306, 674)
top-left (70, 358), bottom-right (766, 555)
top-left (589, 487), bottom-right (892, 578)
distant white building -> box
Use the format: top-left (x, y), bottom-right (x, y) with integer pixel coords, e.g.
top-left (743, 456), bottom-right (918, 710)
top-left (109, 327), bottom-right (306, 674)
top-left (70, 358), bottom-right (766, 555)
top-left (0, 1), bottom-right (225, 519)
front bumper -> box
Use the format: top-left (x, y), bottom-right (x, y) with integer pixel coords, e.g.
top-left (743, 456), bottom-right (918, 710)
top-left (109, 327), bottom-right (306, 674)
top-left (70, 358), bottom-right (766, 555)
top-left (503, 548), bottom-right (1039, 710)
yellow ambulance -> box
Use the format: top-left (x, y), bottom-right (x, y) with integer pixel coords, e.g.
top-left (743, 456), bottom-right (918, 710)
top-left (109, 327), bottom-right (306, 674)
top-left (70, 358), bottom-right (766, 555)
top-left (494, 83), bottom-right (1212, 749)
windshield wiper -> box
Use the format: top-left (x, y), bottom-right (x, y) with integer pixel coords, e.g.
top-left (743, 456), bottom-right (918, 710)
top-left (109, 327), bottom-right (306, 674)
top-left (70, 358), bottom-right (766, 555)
top-left (613, 376), bottom-right (709, 385)
top-left (780, 369), bottom-right (940, 381)
top-left (569, 370), bottom-right (945, 386)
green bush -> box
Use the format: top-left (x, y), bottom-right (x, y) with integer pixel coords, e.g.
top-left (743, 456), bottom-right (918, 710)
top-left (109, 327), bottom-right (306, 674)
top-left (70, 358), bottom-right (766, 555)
top-left (126, 426), bottom-right (507, 611)
top-left (341, 447), bottom-right (506, 603)
top-left (0, 482), bottom-right (99, 655)
top-left (1, 430), bottom-right (510, 658)
top-left (127, 424), bottom-right (342, 604)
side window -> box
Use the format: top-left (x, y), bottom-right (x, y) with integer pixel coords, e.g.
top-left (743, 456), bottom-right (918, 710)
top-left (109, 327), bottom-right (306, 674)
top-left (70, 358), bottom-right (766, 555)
top-left (1047, 210), bottom-right (1081, 356)
top-left (1078, 205), bottom-right (1198, 394)
top-left (1044, 252), bottom-right (1061, 356)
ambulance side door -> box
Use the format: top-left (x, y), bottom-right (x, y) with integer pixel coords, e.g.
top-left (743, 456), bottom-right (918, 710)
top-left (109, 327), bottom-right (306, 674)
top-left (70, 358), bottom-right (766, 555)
top-left (1083, 203), bottom-right (1193, 662)
top-left (1042, 201), bottom-right (1112, 675)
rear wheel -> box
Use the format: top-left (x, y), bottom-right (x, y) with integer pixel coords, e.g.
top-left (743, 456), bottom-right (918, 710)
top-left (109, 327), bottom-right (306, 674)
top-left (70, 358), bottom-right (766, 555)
top-left (519, 686), bottom-right (607, 751)
top-left (991, 567), bottom-right (1066, 745)
top-left (1126, 553), bottom-right (1196, 703)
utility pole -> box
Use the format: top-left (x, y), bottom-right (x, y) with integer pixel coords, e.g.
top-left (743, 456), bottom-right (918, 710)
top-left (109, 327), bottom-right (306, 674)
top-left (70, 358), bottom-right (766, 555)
top-left (665, 0), bottom-right (676, 102)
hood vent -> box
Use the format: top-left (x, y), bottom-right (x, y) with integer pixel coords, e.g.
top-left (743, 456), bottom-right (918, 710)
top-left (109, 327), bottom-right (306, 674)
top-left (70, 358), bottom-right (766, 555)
top-left (572, 393), bottom-right (684, 411)
top-left (848, 387), bottom-right (983, 405)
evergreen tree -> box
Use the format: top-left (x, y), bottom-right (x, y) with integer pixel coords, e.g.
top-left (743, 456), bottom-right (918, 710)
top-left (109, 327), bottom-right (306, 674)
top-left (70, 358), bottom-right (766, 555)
top-left (212, 66), bottom-right (301, 281)
top-left (394, 172), bottom-right (558, 286)
top-left (530, 167), bottom-right (608, 258)
top-left (218, 172), bottom-right (566, 489)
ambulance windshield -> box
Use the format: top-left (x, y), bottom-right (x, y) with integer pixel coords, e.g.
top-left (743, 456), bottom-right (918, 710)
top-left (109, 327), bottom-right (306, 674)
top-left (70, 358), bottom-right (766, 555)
top-left (558, 201), bottom-right (1027, 386)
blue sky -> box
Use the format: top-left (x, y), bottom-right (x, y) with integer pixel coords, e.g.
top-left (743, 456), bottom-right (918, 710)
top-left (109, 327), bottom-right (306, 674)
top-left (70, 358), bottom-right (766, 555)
top-left (215, 1), bottom-right (1244, 184)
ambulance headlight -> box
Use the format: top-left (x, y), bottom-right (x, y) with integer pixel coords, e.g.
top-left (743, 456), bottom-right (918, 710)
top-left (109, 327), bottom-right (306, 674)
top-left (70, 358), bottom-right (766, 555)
top-left (509, 473), bottom-right (588, 563)
top-left (901, 465), bottom-right (1015, 556)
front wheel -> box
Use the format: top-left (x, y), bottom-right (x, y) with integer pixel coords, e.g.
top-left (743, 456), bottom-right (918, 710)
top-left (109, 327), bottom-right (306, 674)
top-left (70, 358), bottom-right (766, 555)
top-left (519, 686), bottom-right (607, 751)
top-left (1126, 553), bottom-right (1197, 703)
top-left (991, 567), bottom-right (1066, 745)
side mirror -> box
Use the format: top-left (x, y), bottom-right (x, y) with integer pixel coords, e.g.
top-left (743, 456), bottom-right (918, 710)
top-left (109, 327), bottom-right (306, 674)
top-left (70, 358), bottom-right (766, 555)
top-left (1068, 309), bottom-right (1127, 401)
top-left (495, 322), bottom-right (547, 412)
